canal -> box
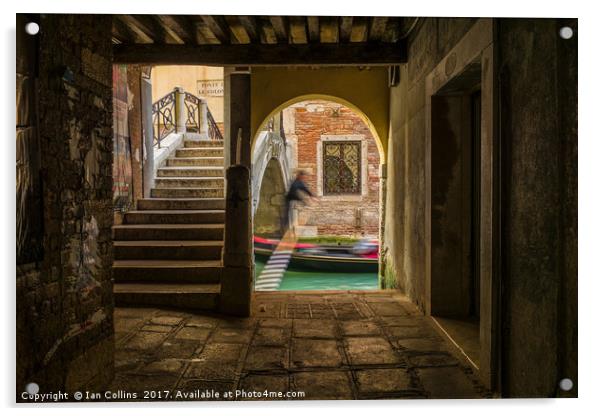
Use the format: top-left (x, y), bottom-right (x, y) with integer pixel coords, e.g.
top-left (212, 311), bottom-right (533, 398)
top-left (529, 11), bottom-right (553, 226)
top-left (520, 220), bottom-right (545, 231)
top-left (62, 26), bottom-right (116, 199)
top-left (255, 257), bottom-right (378, 291)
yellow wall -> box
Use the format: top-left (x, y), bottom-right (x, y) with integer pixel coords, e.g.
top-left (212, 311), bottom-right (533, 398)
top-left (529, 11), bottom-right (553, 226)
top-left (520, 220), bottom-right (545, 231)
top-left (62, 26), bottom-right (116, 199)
top-left (151, 66), bottom-right (224, 123)
top-left (250, 67), bottom-right (390, 156)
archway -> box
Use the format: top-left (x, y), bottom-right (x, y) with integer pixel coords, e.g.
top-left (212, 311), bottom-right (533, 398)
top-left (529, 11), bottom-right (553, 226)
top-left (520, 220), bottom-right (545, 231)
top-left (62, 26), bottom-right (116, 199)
top-left (251, 96), bottom-right (386, 291)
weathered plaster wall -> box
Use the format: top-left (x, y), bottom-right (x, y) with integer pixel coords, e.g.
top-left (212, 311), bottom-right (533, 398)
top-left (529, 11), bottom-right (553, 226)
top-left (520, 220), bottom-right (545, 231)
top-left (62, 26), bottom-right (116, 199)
top-left (383, 17), bottom-right (478, 295)
top-left (251, 67), bottom-right (390, 156)
top-left (16, 14), bottom-right (115, 397)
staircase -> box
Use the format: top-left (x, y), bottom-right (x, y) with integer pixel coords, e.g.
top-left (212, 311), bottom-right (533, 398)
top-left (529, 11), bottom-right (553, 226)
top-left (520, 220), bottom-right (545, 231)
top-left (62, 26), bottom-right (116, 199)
top-left (113, 138), bottom-right (225, 311)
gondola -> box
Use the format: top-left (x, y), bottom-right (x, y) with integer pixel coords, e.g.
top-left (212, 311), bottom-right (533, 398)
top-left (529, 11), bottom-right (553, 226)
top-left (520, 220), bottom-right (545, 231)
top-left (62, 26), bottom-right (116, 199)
top-left (254, 236), bottom-right (378, 273)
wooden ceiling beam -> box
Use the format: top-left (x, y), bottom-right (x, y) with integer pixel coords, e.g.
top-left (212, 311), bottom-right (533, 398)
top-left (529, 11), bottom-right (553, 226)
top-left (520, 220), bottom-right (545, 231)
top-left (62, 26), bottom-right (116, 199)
top-left (269, 16), bottom-right (289, 43)
top-left (155, 15), bottom-right (195, 44)
top-left (339, 17), bottom-right (353, 43)
top-left (113, 41), bottom-right (407, 65)
top-left (307, 16), bottom-right (320, 43)
top-left (115, 15), bottom-right (155, 44)
top-left (289, 16), bottom-right (308, 44)
top-left (200, 15), bottom-right (232, 44)
top-left (238, 16), bottom-right (259, 43)
top-left (368, 17), bottom-right (389, 42)
top-left (319, 16), bottom-right (339, 43)
top-left (350, 16), bottom-right (369, 42)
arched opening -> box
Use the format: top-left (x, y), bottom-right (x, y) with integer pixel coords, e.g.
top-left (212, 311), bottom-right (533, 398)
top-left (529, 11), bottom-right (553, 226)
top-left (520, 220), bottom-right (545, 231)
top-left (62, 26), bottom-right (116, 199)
top-left (252, 96), bottom-right (384, 292)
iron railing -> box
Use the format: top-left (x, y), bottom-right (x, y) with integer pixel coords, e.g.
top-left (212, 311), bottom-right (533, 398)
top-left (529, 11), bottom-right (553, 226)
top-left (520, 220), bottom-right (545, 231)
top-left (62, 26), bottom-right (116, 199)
top-left (184, 92), bottom-right (201, 132)
top-left (152, 90), bottom-right (176, 147)
top-left (207, 109), bottom-right (223, 141)
top-left (152, 89), bottom-right (223, 147)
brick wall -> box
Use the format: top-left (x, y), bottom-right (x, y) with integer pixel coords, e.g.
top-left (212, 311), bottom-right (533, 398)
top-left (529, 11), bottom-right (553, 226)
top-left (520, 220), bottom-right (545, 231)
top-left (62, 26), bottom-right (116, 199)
top-left (16, 14), bottom-right (115, 398)
top-left (291, 100), bottom-right (381, 237)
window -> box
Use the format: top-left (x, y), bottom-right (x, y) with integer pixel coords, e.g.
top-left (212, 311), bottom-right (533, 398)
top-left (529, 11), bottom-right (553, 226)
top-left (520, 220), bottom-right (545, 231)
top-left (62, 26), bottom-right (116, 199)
top-left (322, 141), bottom-right (361, 195)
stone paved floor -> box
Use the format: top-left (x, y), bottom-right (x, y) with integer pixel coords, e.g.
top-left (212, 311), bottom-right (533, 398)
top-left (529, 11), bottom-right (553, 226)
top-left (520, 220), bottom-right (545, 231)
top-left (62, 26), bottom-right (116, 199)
top-left (109, 290), bottom-right (491, 401)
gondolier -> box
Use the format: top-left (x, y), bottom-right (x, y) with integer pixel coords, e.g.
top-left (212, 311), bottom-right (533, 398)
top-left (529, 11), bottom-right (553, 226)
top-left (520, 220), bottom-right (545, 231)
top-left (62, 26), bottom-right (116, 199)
top-left (282, 170), bottom-right (316, 234)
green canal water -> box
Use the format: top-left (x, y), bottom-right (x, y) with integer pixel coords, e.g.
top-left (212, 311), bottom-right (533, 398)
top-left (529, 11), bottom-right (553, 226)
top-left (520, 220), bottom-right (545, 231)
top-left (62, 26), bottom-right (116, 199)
top-left (255, 258), bottom-right (378, 291)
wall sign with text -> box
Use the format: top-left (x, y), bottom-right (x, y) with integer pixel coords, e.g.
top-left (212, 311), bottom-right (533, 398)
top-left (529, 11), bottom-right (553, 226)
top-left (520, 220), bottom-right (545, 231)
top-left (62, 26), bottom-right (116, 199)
top-left (197, 79), bottom-right (224, 97)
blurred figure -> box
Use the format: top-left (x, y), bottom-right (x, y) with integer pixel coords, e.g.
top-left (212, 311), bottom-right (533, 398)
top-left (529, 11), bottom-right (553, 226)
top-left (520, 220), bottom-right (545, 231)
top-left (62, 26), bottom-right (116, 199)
top-left (281, 170), bottom-right (316, 235)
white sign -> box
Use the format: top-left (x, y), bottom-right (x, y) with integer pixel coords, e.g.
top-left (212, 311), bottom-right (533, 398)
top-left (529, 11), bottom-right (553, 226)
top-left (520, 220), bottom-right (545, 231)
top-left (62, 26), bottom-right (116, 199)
top-left (197, 79), bottom-right (224, 97)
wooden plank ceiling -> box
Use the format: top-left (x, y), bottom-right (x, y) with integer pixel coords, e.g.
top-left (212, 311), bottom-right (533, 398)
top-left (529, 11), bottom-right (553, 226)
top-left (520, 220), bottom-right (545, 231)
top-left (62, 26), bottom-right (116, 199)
top-left (112, 15), bottom-right (408, 66)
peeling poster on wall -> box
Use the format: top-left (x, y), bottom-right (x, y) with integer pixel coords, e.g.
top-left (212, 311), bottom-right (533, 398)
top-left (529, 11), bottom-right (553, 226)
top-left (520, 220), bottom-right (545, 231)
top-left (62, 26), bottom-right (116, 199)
top-left (112, 64), bottom-right (133, 211)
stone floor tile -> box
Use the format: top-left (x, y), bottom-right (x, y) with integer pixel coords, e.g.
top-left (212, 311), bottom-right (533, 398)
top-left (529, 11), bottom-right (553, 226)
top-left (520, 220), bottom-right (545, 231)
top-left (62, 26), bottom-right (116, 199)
top-left (141, 324), bottom-right (174, 333)
top-left (185, 316), bottom-right (219, 328)
top-left (253, 302), bottom-right (283, 318)
top-left (114, 317), bottom-right (145, 333)
top-left (384, 325), bottom-right (434, 340)
top-left (369, 302), bottom-right (409, 317)
top-left (395, 338), bottom-right (448, 353)
top-left (293, 319), bottom-right (338, 338)
top-left (258, 318), bottom-right (293, 329)
top-left (185, 359), bottom-right (239, 380)
top-left (252, 327), bottom-right (289, 346)
top-left (354, 368), bottom-right (413, 394)
top-left (123, 331), bottom-right (168, 351)
top-left (197, 342), bottom-right (244, 362)
top-left (154, 339), bottom-right (200, 359)
top-left (409, 353), bottom-right (460, 368)
top-left (417, 367), bottom-right (481, 399)
top-left (244, 346), bottom-right (288, 370)
top-left (217, 317), bottom-right (256, 329)
top-left (210, 328), bottom-right (253, 344)
top-left (142, 358), bottom-right (186, 375)
top-left (341, 320), bottom-right (382, 336)
top-left (292, 371), bottom-right (354, 400)
top-left (345, 337), bottom-right (402, 365)
top-left (150, 316), bottom-right (184, 326)
top-left (291, 338), bottom-right (343, 368)
top-left (174, 326), bottom-right (212, 342)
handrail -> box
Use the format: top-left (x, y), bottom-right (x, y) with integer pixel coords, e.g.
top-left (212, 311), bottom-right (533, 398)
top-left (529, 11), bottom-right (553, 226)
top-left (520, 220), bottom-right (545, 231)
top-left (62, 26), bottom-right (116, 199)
top-left (151, 90), bottom-right (176, 147)
top-left (152, 88), bottom-right (223, 147)
top-left (207, 109), bottom-right (223, 141)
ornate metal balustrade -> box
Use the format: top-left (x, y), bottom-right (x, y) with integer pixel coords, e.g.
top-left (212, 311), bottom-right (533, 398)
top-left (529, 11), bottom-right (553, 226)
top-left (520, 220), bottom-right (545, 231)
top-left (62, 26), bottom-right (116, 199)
top-left (152, 90), bottom-right (176, 147)
top-left (184, 92), bottom-right (201, 132)
top-left (152, 89), bottom-right (223, 147)
top-left (207, 109), bottom-right (223, 141)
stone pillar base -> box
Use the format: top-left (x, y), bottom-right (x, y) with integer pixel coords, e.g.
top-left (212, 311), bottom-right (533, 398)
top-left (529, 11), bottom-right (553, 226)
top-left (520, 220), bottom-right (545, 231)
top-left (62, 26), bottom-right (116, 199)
top-left (219, 266), bottom-right (253, 316)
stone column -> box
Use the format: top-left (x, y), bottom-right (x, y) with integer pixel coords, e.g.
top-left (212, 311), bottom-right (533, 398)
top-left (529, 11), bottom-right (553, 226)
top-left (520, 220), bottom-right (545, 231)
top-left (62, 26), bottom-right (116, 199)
top-left (224, 69), bottom-right (251, 167)
top-left (198, 98), bottom-right (209, 140)
top-left (220, 165), bottom-right (253, 316)
top-left (174, 86), bottom-right (186, 134)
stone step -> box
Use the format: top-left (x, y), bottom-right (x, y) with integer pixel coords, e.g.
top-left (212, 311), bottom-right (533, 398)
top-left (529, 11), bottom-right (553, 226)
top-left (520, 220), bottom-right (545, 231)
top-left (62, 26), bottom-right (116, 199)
top-left (113, 223), bottom-right (223, 240)
top-left (150, 187), bottom-right (224, 198)
top-left (157, 167), bottom-right (224, 177)
top-left (137, 198), bottom-right (225, 210)
top-left (114, 240), bottom-right (223, 261)
top-left (122, 210), bottom-right (225, 225)
top-left (184, 139), bottom-right (223, 148)
top-left (176, 147), bottom-right (224, 158)
top-left (155, 177), bottom-right (224, 189)
top-left (113, 259), bottom-right (222, 283)
top-left (166, 157), bottom-right (224, 167)
top-left (114, 283), bottom-right (220, 311)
